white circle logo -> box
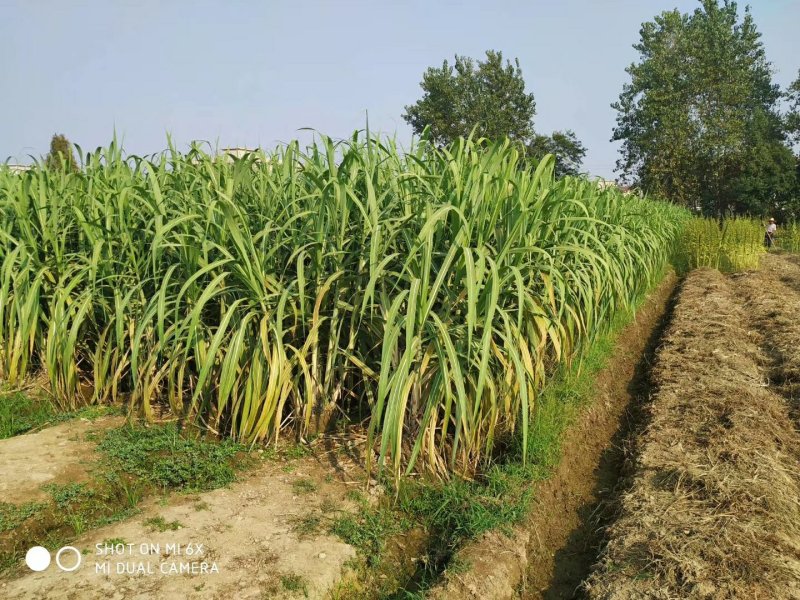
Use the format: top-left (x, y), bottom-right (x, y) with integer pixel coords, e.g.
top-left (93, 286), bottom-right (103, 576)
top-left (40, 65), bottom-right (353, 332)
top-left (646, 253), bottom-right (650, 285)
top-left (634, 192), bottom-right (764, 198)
top-left (25, 546), bottom-right (51, 571)
top-left (56, 546), bottom-right (82, 572)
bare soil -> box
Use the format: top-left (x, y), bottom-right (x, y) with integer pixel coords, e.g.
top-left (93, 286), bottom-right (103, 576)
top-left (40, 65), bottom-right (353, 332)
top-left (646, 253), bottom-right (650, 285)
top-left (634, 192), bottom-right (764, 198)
top-left (427, 272), bottom-right (679, 600)
top-left (0, 416), bottom-right (123, 504)
top-left (586, 257), bottom-right (800, 599)
top-left (0, 429), bottom-right (362, 599)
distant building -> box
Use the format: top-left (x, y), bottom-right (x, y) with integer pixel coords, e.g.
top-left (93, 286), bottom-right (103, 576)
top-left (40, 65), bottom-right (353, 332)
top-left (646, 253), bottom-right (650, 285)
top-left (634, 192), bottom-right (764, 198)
top-left (595, 178), bottom-right (640, 197)
top-left (217, 148), bottom-right (286, 173)
top-left (4, 164), bottom-right (32, 174)
top-left (220, 147), bottom-right (258, 160)
top-left (595, 178), bottom-right (618, 191)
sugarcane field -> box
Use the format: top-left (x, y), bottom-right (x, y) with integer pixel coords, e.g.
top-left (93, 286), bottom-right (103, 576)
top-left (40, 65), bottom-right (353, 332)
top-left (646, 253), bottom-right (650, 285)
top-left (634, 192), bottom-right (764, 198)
top-left (2, 1), bottom-right (800, 599)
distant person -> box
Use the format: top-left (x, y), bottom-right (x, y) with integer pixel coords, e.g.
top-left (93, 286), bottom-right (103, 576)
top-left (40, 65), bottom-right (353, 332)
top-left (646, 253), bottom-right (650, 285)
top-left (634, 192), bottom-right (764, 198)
top-left (764, 218), bottom-right (777, 248)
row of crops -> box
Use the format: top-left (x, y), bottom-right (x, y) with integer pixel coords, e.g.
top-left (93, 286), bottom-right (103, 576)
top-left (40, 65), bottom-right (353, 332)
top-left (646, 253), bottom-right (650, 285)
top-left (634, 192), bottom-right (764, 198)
top-left (673, 217), bottom-right (800, 274)
top-left (0, 135), bottom-right (688, 477)
top-left (673, 217), bottom-right (766, 273)
top-left (778, 222), bottom-right (800, 253)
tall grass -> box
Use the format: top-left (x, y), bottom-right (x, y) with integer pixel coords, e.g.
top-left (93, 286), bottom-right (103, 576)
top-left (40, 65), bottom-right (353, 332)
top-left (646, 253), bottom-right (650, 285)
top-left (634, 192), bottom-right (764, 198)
top-left (674, 217), bottom-right (764, 274)
top-left (0, 134), bottom-right (687, 477)
top-left (779, 222), bottom-right (800, 253)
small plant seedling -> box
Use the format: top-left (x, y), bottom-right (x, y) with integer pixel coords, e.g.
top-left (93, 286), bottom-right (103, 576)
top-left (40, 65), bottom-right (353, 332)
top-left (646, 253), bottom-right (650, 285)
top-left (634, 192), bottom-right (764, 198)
top-left (292, 478), bottom-right (317, 494)
top-left (68, 513), bottom-right (88, 535)
top-left (144, 516), bottom-right (183, 532)
top-left (283, 444), bottom-right (311, 459)
top-left (281, 573), bottom-right (309, 595)
top-left (290, 513), bottom-right (323, 538)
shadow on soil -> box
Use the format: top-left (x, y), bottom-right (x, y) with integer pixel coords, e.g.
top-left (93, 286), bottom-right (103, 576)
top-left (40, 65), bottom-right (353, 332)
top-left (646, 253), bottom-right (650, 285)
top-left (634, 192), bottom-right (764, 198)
top-left (541, 280), bottom-right (683, 600)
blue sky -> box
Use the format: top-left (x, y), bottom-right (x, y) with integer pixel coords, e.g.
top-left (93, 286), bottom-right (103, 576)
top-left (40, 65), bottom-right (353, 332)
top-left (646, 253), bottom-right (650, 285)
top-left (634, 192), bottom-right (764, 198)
top-left (2, 0), bottom-right (798, 178)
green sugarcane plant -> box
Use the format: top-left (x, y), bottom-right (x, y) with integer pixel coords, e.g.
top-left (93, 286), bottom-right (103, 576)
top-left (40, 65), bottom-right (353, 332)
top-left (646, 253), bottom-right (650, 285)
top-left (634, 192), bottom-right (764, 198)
top-left (0, 133), bottom-right (688, 478)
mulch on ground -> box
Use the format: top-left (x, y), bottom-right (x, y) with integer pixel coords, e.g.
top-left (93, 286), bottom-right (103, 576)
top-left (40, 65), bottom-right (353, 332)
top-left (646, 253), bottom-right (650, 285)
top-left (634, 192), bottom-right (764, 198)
top-left (586, 264), bottom-right (800, 599)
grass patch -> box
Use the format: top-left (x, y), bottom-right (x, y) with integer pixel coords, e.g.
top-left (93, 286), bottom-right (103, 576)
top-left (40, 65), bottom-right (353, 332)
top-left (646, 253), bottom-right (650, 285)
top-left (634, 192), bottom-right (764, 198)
top-left (283, 444), bottom-right (312, 459)
top-left (45, 482), bottom-right (92, 509)
top-left (0, 391), bottom-right (55, 438)
top-left (0, 482), bottom-right (140, 575)
top-left (0, 390), bottom-right (120, 440)
top-left (0, 501), bottom-right (45, 533)
top-left (290, 513), bottom-right (323, 538)
top-left (330, 502), bottom-right (407, 568)
top-left (281, 573), bottom-right (309, 595)
top-left (95, 422), bottom-right (246, 491)
top-left (292, 478), bottom-right (318, 494)
top-left (144, 516), bottom-right (183, 532)
top-left (0, 421), bottom-right (254, 576)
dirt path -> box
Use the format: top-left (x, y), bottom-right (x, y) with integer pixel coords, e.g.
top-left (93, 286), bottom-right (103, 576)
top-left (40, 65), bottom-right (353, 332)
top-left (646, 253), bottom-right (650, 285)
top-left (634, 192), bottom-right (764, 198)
top-left (0, 416), bottom-right (123, 504)
top-left (427, 272), bottom-right (679, 600)
top-left (525, 273), bottom-right (678, 600)
top-left (1, 457), bottom-right (358, 600)
top-left (586, 260), bottom-right (800, 599)
top-left (528, 276), bottom-right (678, 600)
top-left (0, 417), bottom-right (365, 599)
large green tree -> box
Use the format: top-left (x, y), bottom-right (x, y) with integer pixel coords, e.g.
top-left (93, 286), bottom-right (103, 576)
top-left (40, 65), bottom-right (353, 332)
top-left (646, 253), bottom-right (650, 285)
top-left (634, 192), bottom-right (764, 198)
top-left (787, 70), bottom-right (800, 143)
top-left (403, 51), bottom-right (535, 146)
top-left (613, 0), bottom-right (795, 216)
top-left (526, 130), bottom-right (587, 178)
top-left (404, 50), bottom-right (586, 176)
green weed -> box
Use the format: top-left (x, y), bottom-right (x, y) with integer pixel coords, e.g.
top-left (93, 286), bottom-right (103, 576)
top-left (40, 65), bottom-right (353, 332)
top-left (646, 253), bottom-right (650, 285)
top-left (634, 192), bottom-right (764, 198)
top-left (96, 423), bottom-right (244, 491)
top-left (0, 501), bottom-right (45, 532)
top-left (281, 573), bottom-right (309, 595)
top-left (144, 516), bottom-right (183, 532)
top-left (290, 513), bottom-right (323, 538)
top-left (292, 479), bottom-right (317, 494)
top-left (330, 508), bottom-right (406, 567)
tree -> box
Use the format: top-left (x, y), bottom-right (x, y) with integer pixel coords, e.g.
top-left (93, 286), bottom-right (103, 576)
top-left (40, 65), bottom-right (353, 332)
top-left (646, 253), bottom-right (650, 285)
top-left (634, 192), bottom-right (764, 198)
top-left (45, 134), bottom-right (79, 171)
top-left (787, 70), bottom-right (800, 143)
top-left (404, 50), bottom-right (587, 176)
top-left (526, 130), bottom-right (587, 178)
top-left (728, 104), bottom-right (799, 219)
top-left (403, 50), bottom-right (536, 146)
top-left (613, 0), bottom-right (795, 216)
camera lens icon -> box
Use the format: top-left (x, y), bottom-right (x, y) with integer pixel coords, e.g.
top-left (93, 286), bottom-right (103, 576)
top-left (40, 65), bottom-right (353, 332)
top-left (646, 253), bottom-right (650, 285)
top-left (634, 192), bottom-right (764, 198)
top-left (25, 546), bottom-right (50, 571)
top-left (25, 546), bottom-right (82, 572)
top-left (56, 546), bottom-right (82, 572)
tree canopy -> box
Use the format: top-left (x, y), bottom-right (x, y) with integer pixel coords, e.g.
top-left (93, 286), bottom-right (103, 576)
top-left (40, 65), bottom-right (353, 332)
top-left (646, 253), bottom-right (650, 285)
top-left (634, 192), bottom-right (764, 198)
top-left (45, 134), bottom-right (79, 172)
top-left (787, 70), bottom-right (800, 144)
top-left (613, 0), bottom-right (797, 217)
top-left (526, 130), bottom-right (587, 178)
top-left (403, 50), bottom-right (586, 177)
top-left (403, 50), bottom-right (535, 146)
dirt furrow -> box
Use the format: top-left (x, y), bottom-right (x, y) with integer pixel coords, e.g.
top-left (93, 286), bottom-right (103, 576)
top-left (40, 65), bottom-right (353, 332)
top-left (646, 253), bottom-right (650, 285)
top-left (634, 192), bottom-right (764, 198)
top-left (426, 272), bottom-right (679, 600)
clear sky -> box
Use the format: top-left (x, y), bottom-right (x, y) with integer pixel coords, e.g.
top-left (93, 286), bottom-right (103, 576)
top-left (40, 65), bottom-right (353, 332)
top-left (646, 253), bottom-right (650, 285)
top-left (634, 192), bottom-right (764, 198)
top-left (2, 0), bottom-right (798, 178)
